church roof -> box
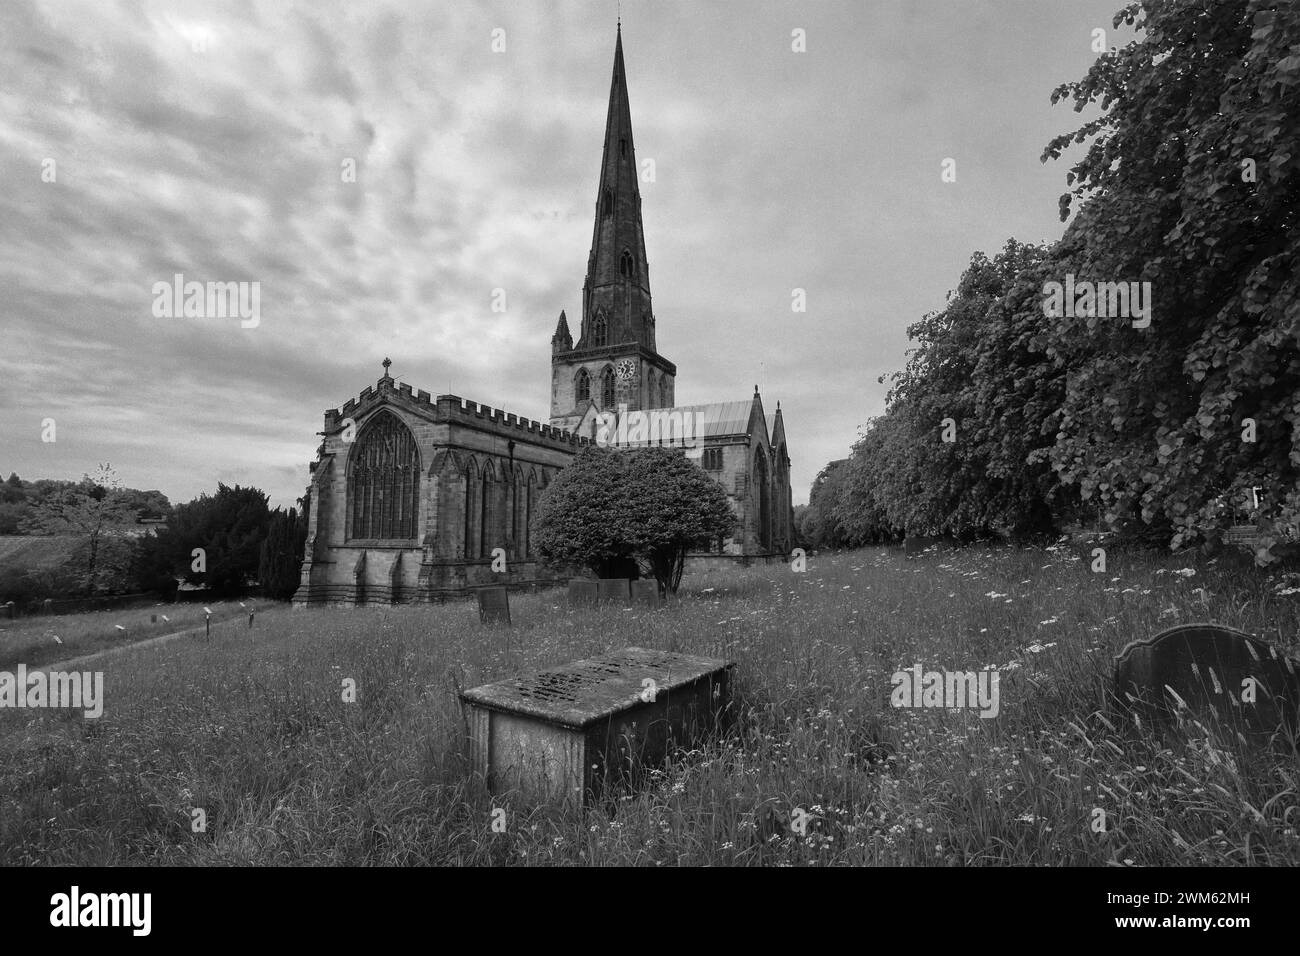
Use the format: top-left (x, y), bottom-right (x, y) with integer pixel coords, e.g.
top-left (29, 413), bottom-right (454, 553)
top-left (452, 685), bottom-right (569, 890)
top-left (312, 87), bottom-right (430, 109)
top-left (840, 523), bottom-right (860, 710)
top-left (650, 400), bottom-right (763, 439)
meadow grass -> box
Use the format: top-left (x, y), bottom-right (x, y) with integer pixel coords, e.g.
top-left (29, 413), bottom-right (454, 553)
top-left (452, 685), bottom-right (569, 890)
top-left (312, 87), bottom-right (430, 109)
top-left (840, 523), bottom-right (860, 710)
top-left (0, 601), bottom-right (261, 669)
top-left (1, 543), bottom-right (1297, 866)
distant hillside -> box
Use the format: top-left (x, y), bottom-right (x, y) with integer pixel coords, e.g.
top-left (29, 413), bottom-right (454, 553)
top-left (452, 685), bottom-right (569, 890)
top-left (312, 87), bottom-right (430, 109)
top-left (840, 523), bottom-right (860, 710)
top-left (0, 535), bottom-right (85, 573)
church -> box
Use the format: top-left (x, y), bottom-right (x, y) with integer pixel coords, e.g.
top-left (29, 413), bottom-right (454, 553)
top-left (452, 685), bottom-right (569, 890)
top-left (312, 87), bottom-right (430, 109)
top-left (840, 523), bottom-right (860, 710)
top-left (293, 26), bottom-right (793, 605)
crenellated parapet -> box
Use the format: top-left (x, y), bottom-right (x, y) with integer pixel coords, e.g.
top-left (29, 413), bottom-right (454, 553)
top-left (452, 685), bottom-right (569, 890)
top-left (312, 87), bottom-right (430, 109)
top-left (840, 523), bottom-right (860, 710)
top-left (321, 378), bottom-right (592, 450)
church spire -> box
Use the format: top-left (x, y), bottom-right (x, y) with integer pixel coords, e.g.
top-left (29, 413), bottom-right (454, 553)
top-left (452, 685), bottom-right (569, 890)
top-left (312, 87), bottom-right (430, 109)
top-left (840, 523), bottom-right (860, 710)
top-left (580, 23), bottom-right (654, 352)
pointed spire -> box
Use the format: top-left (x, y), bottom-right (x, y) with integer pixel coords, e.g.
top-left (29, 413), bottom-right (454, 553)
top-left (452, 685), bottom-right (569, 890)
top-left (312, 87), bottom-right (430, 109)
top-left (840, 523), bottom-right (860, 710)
top-left (551, 309), bottom-right (573, 353)
top-left (580, 25), bottom-right (654, 352)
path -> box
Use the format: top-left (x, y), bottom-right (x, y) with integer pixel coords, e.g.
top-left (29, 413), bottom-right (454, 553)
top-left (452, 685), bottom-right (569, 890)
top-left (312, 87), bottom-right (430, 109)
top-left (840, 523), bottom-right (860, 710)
top-left (34, 608), bottom-right (284, 673)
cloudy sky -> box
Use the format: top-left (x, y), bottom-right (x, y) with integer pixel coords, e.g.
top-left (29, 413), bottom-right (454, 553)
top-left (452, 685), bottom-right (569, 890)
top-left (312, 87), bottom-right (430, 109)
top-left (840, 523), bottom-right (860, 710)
top-left (0, 0), bottom-right (1129, 508)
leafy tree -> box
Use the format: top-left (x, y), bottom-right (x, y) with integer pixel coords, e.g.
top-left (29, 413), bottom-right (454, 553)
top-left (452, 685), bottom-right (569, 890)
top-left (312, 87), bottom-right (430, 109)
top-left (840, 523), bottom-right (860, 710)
top-left (19, 464), bottom-right (138, 592)
top-left (158, 483), bottom-right (271, 594)
top-left (1041, 0), bottom-right (1300, 556)
top-left (622, 447), bottom-right (735, 593)
top-left (533, 448), bottom-right (643, 579)
top-left (258, 507), bottom-right (306, 600)
top-left (834, 241), bottom-right (1066, 543)
top-left (533, 446), bottom-right (734, 592)
top-left (803, 459), bottom-right (855, 547)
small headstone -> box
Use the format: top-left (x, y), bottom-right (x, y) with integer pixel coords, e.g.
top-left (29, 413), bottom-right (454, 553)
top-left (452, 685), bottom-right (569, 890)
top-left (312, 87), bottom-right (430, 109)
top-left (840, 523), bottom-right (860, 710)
top-left (567, 579), bottom-right (598, 608)
top-left (1113, 623), bottom-right (1300, 742)
top-left (477, 586), bottom-right (511, 625)
top-left (42, 598), bottom-right (53, 615)
top-left (597, 578), bottom-right (631, 605)
top-left (631, 579), bottom-right (662, 607)
top-left (2, 601), bottom-right (13, 620)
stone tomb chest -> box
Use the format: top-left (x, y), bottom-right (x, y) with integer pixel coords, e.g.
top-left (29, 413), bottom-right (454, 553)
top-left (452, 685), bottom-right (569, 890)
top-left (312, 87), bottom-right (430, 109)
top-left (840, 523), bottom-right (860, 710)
top-left (460, 647), bottom-right (732, 805)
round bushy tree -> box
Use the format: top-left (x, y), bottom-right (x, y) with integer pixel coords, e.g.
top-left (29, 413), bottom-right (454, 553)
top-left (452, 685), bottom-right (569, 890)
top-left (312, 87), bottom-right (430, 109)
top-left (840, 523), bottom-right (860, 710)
top-left (532, 445), bottom-right (735, 591)
top-left (622, 447), bottom-right (736, 593)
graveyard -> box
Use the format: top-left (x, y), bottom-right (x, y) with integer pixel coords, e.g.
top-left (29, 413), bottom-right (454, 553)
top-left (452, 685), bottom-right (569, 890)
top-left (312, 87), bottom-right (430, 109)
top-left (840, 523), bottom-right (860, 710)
top-left (1, 542), bottom-right (1297, 866)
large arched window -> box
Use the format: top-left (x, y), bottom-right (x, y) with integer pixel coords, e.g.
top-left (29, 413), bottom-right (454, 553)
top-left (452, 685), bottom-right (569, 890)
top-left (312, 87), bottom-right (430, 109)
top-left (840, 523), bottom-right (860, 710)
top-left (575, 367), bottom-right (591, 402)
top-left (620, 250), bottom-right (634, 278)
top-left (348, 411), bottom-right (420, 540)
top-left (754, 446), bottom-right (771, 551)
top-left (599, 366), bottom-right (616, 408)
top-left (591, 312), bottom-right (608, 347)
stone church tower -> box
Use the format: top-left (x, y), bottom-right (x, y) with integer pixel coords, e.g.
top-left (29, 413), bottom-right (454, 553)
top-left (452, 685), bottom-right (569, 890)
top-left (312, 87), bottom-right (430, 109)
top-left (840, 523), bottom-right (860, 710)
top-left (550, 25), bottom-right (676, 432)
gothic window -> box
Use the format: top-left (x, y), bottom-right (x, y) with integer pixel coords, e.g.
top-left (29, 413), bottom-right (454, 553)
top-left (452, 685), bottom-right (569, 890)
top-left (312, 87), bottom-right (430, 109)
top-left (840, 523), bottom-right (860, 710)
top-left (463, 459), bottom-right (479, 558)
top-left (703, 447), bottom-right (723, 471)
top-left (602, 188), bottom-right (614, 217)
top-left (620, 138), bottom-right (627, 158)
top-left (754, 446), bottom-right (771, 551)
top-left (592, 312), bottom-right (608, 347)
top-left (575, 367), bottom-right (591, 402)
top-left (620, 250), bottom-right (634, 278)
top-left (347, 411), bottom-right (420, 540)
top-left (600, 366), bottom-right (616, 408)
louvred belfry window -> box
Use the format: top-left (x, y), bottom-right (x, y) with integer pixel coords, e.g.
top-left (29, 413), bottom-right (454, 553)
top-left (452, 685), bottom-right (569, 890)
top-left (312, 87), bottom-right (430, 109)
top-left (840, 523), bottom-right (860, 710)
top-left (348, 411), bottom-right (420, 540)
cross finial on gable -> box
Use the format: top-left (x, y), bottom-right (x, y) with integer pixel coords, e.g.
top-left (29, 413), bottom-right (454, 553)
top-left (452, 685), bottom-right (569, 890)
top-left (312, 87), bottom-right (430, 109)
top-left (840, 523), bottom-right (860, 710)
top-left (382, 357), bottom-right (392, 377)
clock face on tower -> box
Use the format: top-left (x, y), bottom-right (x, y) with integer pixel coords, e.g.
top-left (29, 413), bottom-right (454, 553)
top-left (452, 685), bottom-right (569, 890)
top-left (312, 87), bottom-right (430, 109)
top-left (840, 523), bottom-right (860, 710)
top-left (616, 359), bottom-right (636, 381)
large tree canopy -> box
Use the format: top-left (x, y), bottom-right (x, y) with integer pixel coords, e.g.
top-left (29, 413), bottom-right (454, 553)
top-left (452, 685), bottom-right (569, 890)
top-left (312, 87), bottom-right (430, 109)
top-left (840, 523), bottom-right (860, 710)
top-left (822, 0), bottom-right (1300, 559)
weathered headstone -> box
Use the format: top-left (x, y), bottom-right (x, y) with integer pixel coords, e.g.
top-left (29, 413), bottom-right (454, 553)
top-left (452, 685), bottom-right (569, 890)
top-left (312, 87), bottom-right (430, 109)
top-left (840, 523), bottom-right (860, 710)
top-left (567, 579), bottom-right (598, 608)
top-left (597, 578), bottom-right (631, 605)
top-left (631, 579), bottom-right (662, 607)
top-left (477, 586), bottom-right (511, 625)
top-left (2, 601), bottom-right (13, 620)
top-left (42, 598), bottom-right (52, 615)
top-left (1113, 623), bottom-right (1300, 743)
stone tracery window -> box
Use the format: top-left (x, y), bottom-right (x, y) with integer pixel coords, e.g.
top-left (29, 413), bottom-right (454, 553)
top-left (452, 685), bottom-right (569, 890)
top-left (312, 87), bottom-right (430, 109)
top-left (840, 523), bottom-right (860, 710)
top-left (600, 366), bottom-right (616, 408)
top-left (348, 411), bottom-right (420, 540)
top-left (592, 312), bottom-right (608, 347)
top-left (575, 367), bottom-right (591, 402)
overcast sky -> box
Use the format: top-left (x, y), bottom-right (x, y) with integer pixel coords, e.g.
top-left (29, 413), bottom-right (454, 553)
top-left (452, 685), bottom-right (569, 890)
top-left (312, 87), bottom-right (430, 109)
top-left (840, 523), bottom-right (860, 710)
top-left (0, 0), bottom-right (1130, 509)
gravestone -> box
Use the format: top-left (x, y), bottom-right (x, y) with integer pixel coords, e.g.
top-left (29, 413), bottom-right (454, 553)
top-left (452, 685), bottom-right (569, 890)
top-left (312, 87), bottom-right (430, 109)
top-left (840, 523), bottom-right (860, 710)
top-left (1113, 623), bottom-right (1300, 743)
top-left (597, 578), bottom-right (631, 605)
top-left (460, 647), bottom-right (733, 806)
top-left (2, 601), bottom-right (13, 620)
top-left (477, 586), bottom-right (511, 625)
top-left (631, 579), bottom-right (662, 607)
top-left (42, 598), bottom-right (52, 615)
top-left (567, 579), bottom-right (598, 608)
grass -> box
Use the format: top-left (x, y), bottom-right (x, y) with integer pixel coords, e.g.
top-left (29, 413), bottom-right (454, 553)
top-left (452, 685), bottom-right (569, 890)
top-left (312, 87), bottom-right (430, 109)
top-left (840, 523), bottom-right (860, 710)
top-left (0, 601), bottom-right (265, 669)
top-left (0, 534), bottom-right (82, 573)
top-left (1, 542), bottom-right (1298, 866)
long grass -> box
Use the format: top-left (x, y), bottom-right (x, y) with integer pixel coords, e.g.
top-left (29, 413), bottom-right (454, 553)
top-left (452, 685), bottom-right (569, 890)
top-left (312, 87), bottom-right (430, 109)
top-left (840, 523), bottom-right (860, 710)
top-left (0, 601), bottom-right (260, 669)
top-left (1, 543), bottom-right (1297, 866)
